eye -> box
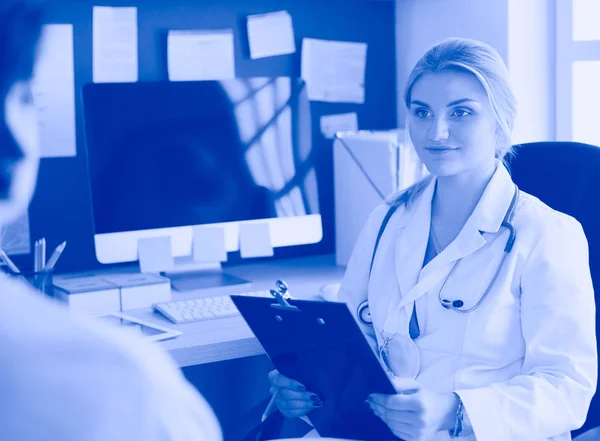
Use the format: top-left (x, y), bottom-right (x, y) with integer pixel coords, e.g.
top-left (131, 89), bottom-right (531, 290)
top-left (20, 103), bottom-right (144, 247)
top-left (452, 108), bottom-right (471, 117)
top-left (414, 108), bottom-right (431, 118)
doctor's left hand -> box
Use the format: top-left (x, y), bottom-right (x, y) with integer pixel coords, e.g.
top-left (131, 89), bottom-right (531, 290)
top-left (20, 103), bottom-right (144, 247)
top-left (367, 377), bottom-right (458, 441)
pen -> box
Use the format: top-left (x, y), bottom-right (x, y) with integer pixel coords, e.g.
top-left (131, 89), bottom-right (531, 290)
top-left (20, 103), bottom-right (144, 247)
top-left (40, 238), bottom-right (46, 270)
top-left (46, 241), bottom-right (66, 270)
top-left (0, 248), bottom-right (20, 273)
top-left (34, 240), bottom-right (39, 272)
top-left (261, 389), bottom-right (279, 422)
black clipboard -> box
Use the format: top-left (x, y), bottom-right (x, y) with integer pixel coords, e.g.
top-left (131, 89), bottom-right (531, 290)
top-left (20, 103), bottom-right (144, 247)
top-left (231, 295), bottom-right (400, 441)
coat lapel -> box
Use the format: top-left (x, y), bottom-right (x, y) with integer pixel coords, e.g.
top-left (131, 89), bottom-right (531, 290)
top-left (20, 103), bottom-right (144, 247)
top-left (394, 176), bottom-right (435, 301)
top-left (392, 162), bottom-right (517, 311)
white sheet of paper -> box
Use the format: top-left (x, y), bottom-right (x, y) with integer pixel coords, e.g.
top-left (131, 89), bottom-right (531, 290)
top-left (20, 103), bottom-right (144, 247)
top-left (193, 227), bottom-right (227, 262)
top-left (137, 236), bottom-right (175, 273)
top-left (0, 212), bottom-right (30, 255)
top-left (30, 24), bottom-right (76, 158)
top-left (168, 29), bottom-right (235, 81)
top-left (301, 38), bottom-right (367, 103)
top-left (239, 223), bottom-right (274, 258)
top-left (320, 113), bottom-right (359, 139)
top-left (247, 10), bottom-right (296, 59)
top-left (93, 6), bottom-right (138, 83)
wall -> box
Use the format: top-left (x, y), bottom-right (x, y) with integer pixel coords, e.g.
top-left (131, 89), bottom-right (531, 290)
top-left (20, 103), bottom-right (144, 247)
top-left (23, 0), bottom-right (397, 273)
top-left (395, 0), bottom-right (555, 144)
top-left (508, 0), bottom-right (555, 144)
top-left (395, 0), bottom-right (509, 125)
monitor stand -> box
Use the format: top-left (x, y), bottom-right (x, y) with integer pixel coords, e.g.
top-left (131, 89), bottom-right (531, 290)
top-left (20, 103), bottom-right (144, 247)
top-left (160, 257), bottom-right (251, 295)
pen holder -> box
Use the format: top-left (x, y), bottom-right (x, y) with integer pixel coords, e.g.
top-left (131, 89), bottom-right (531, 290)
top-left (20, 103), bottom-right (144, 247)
top-left (9, 268), bottom-right (55, 298)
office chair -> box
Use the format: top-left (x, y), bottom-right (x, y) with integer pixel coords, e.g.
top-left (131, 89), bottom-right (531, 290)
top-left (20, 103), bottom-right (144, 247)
top-left (576, 427), bottom-right (600, 441)
top-left (508, 141), bottom-right (600, 438)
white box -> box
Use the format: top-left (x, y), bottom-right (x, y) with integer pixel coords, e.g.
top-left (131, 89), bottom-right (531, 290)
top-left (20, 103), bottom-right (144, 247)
top-left (53, 276), bottom-right (121, 315)
top-left (333, 130), bottom-right (426, 266)
top-left (102, 273), bottom-right (171, 311)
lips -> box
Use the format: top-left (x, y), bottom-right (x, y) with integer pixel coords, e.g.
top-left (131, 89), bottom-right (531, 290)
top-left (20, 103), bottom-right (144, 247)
top-left (425, 146), bottom-right (458, 151)
top-left (425, 147), bottom-right (458, 155)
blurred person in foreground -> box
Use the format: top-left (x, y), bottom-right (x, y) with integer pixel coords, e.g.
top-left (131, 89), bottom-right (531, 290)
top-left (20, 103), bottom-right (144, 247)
top-left (0, 1), bottom-right (222, 440)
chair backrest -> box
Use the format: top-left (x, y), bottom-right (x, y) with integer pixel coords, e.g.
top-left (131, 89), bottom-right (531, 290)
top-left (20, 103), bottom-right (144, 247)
top-left (574, 426), bottom-right (600, 441)
top-left (507, 141), bottom-right (600, 437)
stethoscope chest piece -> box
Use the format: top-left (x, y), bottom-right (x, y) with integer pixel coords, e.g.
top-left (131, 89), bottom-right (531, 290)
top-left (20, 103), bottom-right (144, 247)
top-left (357, 300), bottom-right (372, 326)
top-left (440, 298), bottom-right (464, 309)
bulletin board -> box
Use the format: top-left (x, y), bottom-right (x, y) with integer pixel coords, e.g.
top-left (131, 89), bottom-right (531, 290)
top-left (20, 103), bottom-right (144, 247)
top-left (22, 0), bottom-right (397, 273)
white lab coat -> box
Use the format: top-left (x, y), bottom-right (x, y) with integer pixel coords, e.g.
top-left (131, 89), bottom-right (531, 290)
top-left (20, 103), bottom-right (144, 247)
top-left (0, 273), bottom-right (222, 441)
top-left (338, 163), bottom-right (597, 441)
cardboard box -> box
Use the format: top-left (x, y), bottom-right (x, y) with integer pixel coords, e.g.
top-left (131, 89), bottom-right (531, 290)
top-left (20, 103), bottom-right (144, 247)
top-left (333, 130), bottom-right (426, 266)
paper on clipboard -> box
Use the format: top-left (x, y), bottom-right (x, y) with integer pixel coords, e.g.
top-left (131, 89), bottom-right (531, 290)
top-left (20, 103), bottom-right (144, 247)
top-left (301, 38), bottom-right (367, 103)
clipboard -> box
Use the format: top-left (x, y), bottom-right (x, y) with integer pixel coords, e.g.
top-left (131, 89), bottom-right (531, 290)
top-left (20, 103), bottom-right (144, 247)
top-left (231, 294), bottom-right (400, 441)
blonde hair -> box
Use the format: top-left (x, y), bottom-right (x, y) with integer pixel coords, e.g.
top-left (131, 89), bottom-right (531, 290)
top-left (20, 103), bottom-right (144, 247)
top-left (390, 37), bottom-right (517, 208)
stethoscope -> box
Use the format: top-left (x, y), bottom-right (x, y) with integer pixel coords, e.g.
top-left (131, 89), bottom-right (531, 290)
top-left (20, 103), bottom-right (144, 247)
top-left (357, 185), bottom-right (520, 326)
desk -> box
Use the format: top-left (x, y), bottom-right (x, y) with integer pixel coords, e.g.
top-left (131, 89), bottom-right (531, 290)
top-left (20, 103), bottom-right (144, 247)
top-left (126, 254), bottom-right (346, 368)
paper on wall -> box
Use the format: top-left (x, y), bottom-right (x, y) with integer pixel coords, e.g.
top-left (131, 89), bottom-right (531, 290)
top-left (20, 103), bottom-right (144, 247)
top-left (301, 38), bottom-right (367, 103)
top-left (320, 113), bottom-right (359, 139)
top-left (193, 226), bottom-right (227, 262)
top-left (168, 29), bottom-right (235, 81)
top-left (93, 6), bottom-right (138, 83)
top-left (0, 212), bottom-right (30, 255)
top-left (31, 24), bottom-right (76, 157)
top-left (247, 10), bottom-right (296, 59)
top-left (239, 223), bottom-right (273, 258)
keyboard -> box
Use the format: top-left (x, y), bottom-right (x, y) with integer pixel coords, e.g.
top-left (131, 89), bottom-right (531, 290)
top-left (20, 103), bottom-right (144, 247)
top-left (153, 290), bottom-right (272, 324)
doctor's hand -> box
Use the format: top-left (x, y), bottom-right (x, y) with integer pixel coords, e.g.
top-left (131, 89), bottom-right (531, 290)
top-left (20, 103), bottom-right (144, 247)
top-left (267, 370), bottom-right (322, 418)
top-left (367, 377), bottom-right (458, 441)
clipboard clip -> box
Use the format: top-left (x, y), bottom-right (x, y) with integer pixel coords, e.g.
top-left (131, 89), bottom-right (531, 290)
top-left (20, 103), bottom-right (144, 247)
top-left (269, 279), bottom-right (300, 312)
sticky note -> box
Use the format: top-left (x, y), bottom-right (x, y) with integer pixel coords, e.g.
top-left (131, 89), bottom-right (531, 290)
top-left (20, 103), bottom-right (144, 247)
top-left (137, 236), bottom-right (175, 273)
top-left (247, 10), bottom-right (296, 59)
top-left (193, 226), bottom-right (227, 262)
top-left (239, 223), bottom-right (274, 258)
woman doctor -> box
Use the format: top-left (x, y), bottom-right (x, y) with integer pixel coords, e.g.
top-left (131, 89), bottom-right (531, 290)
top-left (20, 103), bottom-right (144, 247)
top-left (268, 37), bottom-right (597, 440)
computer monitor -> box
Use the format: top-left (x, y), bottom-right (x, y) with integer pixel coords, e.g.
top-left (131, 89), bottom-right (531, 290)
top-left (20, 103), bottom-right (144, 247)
top-left (82, 78), bottom-right (322, 268)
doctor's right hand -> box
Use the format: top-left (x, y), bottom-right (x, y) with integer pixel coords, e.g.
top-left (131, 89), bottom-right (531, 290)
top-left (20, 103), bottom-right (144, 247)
top-left (268, 370), bottom-right (322, 418)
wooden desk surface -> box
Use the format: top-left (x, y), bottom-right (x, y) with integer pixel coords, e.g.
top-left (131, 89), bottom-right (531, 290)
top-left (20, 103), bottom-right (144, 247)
top-left (126, 254), bottom-right (345, 367)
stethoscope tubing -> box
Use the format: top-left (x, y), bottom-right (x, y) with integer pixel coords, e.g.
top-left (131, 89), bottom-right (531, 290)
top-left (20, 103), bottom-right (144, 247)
top-left (358, 185), bottom-right (520, 325)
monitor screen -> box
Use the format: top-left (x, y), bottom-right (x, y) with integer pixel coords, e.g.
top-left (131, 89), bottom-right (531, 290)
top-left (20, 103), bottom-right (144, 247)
top-left (83, 78), bottom-right (319, 234)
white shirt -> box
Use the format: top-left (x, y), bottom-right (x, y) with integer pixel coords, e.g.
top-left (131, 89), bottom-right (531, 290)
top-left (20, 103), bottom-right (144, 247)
top-left (338, 163), bottom-right (597, 441)
top-left (0, 273), bottom-right (222, 441)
